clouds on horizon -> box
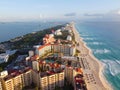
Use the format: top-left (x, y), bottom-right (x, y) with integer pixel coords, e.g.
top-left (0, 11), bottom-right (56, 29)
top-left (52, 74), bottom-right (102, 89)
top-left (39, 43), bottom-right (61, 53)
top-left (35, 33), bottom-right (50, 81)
top-left (64, 13), bottom-right (76, 17)
top-left (83, 9), bottom-right (120, 21)
top-left (84, 13), bottom-right (104, 17)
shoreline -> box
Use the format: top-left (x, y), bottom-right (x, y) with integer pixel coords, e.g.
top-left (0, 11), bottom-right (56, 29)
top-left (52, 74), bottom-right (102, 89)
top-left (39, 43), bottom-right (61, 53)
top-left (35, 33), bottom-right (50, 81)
top-left (81, 37), bottom-right (113, 90)
top-left (72, 22), bottom-right (112, 90)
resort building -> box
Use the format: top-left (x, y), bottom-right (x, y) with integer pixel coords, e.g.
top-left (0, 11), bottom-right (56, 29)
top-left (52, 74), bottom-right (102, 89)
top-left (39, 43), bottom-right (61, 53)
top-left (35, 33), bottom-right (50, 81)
top-left (36, 44), bottom-right (52, 57)
top-left (40, 71), bottom-right (64, 90)
top-left (28, 50), bottom-right (34, 57)
top-left (32, 70), bottom-right (40, 88)
top-left (0, 71), bottom-right (8, 78)
top-left (74, 74), bottom-right (86, 90)
top-left (54, 29), bottom-right (62, 36)
top-left (22, 69), bottom-right (32, 87)
top-left (40, 74), bottom-right (49, 90)
top-left (48, 74), bottom-right (56, 90)
top-left (12, 74), bottom-right (23, 90)
top-left (31, 60), bottom-right (65, 90)
top-left (65, 66), bottom-right (83, 85)
top-left (3, 78), bottom-right (14, 90)
top-left (57, 71), bottom-right (64, 87)
top-left (0, 68), bottom-right (32, 90)
top-left (43, 34), bottom-right (55, 45)
top-left (32, 61), bottom-right (39, 71)
top-left (0, 53), bottom-right (9, 64)
top-left (51, 44), bottom-right (76, 56)
top-left (65, 66), bottom-right (74, 84)
top-left (0, 79), bottom-right (3, 90)
top-left (35, 44), bottom-right (76, 58)
top-left (67, 35), bottom-right (72, 41)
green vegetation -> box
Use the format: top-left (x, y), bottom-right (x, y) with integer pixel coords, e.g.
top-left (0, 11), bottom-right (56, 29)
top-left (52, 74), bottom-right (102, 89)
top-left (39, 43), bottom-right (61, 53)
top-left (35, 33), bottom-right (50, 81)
top-left (74, 49), bottom-right (80, 57)
top-left (11, 25), bottom-right (64, 49)
top-left (0, 25), bottom-right (65, 50)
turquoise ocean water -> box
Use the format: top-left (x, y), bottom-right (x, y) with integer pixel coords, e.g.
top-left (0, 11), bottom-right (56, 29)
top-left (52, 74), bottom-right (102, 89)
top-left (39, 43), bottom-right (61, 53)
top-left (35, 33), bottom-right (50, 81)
top-left (0, 21), bottom-right (120, 90)
top-left (76, 21), bottom-right (120, 90)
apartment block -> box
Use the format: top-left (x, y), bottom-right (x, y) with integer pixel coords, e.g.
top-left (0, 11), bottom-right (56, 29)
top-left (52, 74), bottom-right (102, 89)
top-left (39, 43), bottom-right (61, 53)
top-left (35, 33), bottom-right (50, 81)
top-left (48, 74), bottom-right (56, 90)
top-left (0, 79), bottom-right (3, 90)
top-left (12, 74), bottom-right (23, 90)
top-left (22, 69), bottom-right (32, 87)
top-left (32, 61), bottom-right (39, 71)
top-left (3, 78), bottom-right (14, 90)
top-left (65, 66), bottom-right (73, 84)
top-left (58, 72), bottom-right (64, 87)
top-left (40, 75), bottom-right (49, 90)
top-left (32, 70), bottom-right (40, 88)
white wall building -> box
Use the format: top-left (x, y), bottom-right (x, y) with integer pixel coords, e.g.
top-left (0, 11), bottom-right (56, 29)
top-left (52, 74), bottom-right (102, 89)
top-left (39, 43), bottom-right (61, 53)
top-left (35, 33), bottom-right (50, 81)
top-left (67, 35), bottom-right (72, 41)
top-left (0, 53), bottom-right (9, 64)
top-left (54, 29), bottom-right (62, 36)
top-left (0, 70), bottom-right (8, 78)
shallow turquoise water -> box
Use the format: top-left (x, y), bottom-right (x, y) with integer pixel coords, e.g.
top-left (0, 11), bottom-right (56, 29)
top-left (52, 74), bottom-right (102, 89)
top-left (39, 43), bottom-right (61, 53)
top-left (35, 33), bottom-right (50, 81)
top-left (76, 21), bottom-right (120, 90)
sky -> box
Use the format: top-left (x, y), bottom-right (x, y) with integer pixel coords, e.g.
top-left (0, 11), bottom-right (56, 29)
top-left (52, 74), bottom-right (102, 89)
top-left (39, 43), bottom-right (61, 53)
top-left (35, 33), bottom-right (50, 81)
top-left (0, 0), bottom-right (120, 21)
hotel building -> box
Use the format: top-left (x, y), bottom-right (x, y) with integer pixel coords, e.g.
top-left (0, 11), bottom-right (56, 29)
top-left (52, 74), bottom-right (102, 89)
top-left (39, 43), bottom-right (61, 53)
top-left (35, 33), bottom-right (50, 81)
top-left (3, 78), bottom-right (14, 90)
top-left (0, 68), bottom-right (32, 90)
top-left (65, 66), bottom-right (83, 85)
top-left (74, 74), bottom-right (86, 90)
top-left (0, 79), bottom-right (3, 90)
top-left (32, 61), bottom-right (64, 90)
top-left (36, 44), bottom-right (52, 57)
top-left (22, 69), bottom-right (32, 87)
top-left (32, 70), bottom-right (40, 88)
top-left (40, 71), bottom-right (64, 90)
top-left (65, 66), bottom-right (73, 84)
top-left (57, 71), bottom-right (64, 87)
top-left (35, 44), bottom-right (76, 58)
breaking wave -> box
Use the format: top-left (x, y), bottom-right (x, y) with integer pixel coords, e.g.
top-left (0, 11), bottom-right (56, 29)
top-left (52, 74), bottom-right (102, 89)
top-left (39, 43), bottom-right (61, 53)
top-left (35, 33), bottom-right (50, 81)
top-left (83, 38), bottom-right (95, 40)
top-left (93, 49), bottom-right (111, 54)
top-left (102, 59), bottom-right (120, 76)
top-left (88, 42), bottom-right (104, 45)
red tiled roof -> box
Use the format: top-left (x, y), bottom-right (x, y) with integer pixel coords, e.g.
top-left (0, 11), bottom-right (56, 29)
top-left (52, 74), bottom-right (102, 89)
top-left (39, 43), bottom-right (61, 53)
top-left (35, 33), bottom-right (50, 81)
top-left (75, 68), bottom-right (83, 73)
top-left (38, 43), bottom-right (51, 50)
top-left (31, 55), bottom-right (39, 60)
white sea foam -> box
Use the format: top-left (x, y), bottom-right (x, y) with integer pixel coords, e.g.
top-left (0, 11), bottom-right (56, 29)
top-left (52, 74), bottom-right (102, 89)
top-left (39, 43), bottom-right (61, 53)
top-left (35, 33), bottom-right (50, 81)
top-left (83, 38), bottom-right (94, 40)
top-left (81, 34), bottom-right (89, 37)
top-left (88, 42), bottom-right (104, 45)
top-left (93, 49), bottom-right (111, 54)
top-left (115, 60), bottom-right (120, 65)
top-left (102, 59), bottom-right (120, 76)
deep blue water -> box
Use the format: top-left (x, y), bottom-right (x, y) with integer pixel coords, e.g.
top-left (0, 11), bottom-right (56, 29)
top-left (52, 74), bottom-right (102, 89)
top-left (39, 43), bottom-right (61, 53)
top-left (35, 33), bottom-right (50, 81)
top-left (76, 21), bottom-right (120, 90)
top-left (0, 22), bottom-right (64, 42)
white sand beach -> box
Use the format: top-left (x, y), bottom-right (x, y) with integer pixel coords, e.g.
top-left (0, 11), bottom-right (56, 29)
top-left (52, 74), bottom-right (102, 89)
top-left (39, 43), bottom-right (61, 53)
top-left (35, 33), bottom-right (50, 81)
top-left (71, 22), bottom-right (113, 90)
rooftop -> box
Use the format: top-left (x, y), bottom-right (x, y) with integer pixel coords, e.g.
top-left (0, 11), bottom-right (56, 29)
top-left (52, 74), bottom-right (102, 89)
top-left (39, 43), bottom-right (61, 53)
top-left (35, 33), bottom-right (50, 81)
top-left (40, 68), bottom-right (64, 78)
top-left (75, 74), bottom-right (86, 90)
top-left (4, 67), bottom-right (31, 81)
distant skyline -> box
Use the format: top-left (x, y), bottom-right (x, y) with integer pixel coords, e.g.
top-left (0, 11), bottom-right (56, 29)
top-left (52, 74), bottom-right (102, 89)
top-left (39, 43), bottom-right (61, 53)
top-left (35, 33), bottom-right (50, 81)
top-left (0, 0), bottom-right (120, 21)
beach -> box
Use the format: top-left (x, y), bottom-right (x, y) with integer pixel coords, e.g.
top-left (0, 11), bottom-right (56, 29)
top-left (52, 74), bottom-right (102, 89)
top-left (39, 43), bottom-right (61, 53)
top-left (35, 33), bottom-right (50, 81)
top-left (71, 22), bottom-right (112, 90)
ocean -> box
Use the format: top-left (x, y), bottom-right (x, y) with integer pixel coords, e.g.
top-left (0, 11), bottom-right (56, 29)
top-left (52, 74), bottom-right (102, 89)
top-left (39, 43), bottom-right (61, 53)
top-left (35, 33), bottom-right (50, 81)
top-left (76, 21), bottom-right (120, 90)
top-left (0, 22), bottom-right (64, 42)
top-left (0, 21), bottom-right (120, 90)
